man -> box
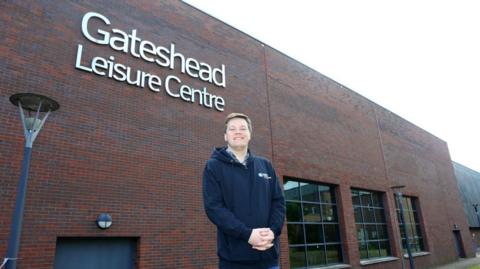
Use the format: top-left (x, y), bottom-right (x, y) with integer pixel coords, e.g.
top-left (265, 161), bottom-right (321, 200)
top-left (203, 113), bottom-right (286, 269)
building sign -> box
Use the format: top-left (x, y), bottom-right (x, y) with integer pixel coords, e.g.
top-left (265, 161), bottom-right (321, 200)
top-left (75, 11), bottom-right (226, 111)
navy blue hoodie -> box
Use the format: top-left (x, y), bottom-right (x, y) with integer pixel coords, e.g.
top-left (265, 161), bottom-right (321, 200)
top-left (203, 147), bottom-right (285, 268)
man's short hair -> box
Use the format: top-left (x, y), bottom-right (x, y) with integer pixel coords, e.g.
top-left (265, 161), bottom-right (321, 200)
top-left (224, 112), bottom-right (252, 133)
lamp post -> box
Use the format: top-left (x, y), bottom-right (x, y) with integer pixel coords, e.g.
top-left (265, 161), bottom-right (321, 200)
top-left (392, 185), bottom-right (415, 269)
top-left (4, 93), bottom-right (59, 269)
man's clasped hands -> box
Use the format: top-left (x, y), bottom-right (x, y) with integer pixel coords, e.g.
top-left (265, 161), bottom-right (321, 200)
top-left (248, 228), bottom-right (275, 251)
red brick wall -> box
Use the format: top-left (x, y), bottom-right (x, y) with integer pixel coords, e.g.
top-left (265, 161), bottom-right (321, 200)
top-left (264, 45), bottom-right (473, 268)
top-left (0, 1), bottom-right (471, 268)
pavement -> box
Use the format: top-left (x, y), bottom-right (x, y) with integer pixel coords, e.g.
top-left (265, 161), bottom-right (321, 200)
top-left (430, 253), bottom-right (480, 269)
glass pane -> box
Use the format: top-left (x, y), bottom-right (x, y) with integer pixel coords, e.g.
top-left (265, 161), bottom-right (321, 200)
top-left (399, 197), bottom-right (406, 209)
top-left (368, 241), bottom-right (380, 258)
top-left (362, 207), bottom-right (375, 223)
top-left (319, 185), bottom-right (333, 203)
top-left (305, 224), bottom-right (323, 244)
top-left (399, 224), bottom-right (406, 239)
top-left (351, 189), bottom-right (360, 205)
top-left (359, 242), bottom-right (368, 259)
top-left (377, 224), bottom-right (388, 240)
top-left (301, 183), bottom-right (319, 202)
top-left (415, 225), bottom-right (423, 238)
top-left (418, 237), bottom-right (425, 251)
top-left (409, 224), bottom-right (417, 238)
top-left (411, 242), bottom-right (420, 252)
top-left (404, 224), bottom-right (413, 238)
top-left (287, 224), bottom-right (304, 245)
top-left (303, 203), bottom-right (321, 222)
top-left (356, 224), bottom-right (366, 241)
top-left (289, 246), bottom-right (306, 268)
top-left (322, 204), bottom-right (337, 222)
top-left (307, 245), bottom-right (326, 266)
top-left (284, 181), bottom-right (300, 201)
top-left (413, 210), bottom-right (420, 223)
top-left (396, 210), bottom-right (403, 224)
top-left (360, 191), bottom-right (372, 206)
top-left (413, 242), bottom-right (422, 252)
top-left (326, 244), bottom-right (342, 264)
top-left (324, 224), bottom-right (340, 243)
top-left (354, 206), bottom-right (363, 222)
top-left (406, 210), bottom-right (415, 224)
top-left (375, 209), bottom-right (386, 223)
top-left (371, 193), bottom-right (382, 207)
top-left (365, 224), bottom-right (378, 240)
top-left (379, 240), bottom-right (390, 257)
top-left (411, 199), bottom-right (417, 211)
top-left (286, 201), bottom-right (302, 222)
top-left (404, 197), bottom-right (412, 211)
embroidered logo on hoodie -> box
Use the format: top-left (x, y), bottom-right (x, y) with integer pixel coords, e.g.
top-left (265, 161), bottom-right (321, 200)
top-left (258, 172), bottom-right (271, 180)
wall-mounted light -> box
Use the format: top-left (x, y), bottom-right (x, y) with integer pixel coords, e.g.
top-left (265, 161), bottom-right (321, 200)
top-left (96, 214), bottom-right (112, 229)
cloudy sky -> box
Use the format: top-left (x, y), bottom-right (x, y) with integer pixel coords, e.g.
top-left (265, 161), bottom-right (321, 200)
top-left (184, 0), bottom-right (480, 172)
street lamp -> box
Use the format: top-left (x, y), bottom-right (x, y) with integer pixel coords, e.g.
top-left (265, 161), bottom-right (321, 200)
top-left (392, 185), bottom-right (415, 269)
top-left (4, 93), bottom-right (59, 269)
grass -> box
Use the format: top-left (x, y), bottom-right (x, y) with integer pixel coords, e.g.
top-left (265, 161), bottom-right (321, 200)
top-left (467, 265), bottom-right (480, 269)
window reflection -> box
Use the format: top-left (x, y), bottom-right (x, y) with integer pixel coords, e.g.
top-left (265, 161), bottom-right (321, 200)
top-left (351, 189), bottom-right (391, 260)
top-left (301, 183), bottom-right (319, 202)
top-left (286, 201), bottom-right (302, 222)
top-left (307, 245), bottom-right (326, 267)
top-left (395, 196), bottom-right (425, 253)
top-left (285, 179), bottom-right (342, 267)
top-left (289, 246), bottom-right (306, 268)
top-left (322, 204), bottom-right (337, 222)
top-left (287, 224), bottom-right (304, 245)
top-left (284, 181), bottom-right (300, 201)
top-left (303, 203), bottom-right (321, 222)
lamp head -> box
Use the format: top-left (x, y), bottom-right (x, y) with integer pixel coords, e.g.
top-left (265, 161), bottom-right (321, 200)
top-left (10, 93), bottom-right (60, 112)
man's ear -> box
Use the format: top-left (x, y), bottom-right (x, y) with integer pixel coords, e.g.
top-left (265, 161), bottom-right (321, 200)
top-left (224, 133), bottom-right (228, 142)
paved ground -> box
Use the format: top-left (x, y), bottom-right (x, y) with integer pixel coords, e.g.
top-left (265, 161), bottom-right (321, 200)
top-left (430, 254), bottom-right (480, 269)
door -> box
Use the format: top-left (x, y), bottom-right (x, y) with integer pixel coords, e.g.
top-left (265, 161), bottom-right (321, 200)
top-left (54, 237), bottom-right (137, 269)
top-left (453, 231), bottom-right (466, 258)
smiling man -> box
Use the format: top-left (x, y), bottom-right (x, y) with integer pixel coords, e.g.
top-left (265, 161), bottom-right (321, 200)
top-left (202, 113), bottom-right (286, 269)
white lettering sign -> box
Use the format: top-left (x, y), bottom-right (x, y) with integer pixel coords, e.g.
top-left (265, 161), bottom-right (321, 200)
top-left (75, 11), bottom-right (226, 111)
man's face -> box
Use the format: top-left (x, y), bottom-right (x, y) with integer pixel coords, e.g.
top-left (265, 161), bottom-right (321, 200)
top-left (224, 117), bottom-right (251, 150)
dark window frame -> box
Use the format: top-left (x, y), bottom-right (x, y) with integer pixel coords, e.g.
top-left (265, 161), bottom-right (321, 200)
top-left (351, 188), bottom-right (392, 260)
top-left (284, 178), bottom-right (343, 268)
top-left (395, 195), bottom-right (426, 253)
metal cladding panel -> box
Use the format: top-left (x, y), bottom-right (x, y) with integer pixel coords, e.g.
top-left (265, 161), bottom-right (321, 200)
top-left (453, 162), bottom-right (480, 227)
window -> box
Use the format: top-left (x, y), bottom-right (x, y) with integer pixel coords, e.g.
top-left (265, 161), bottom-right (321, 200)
top-left (351, 189), bottom-right (391, 260)
top-left (284, 179), bottom-right (342, 268)
top-left (395, 196), bottom-right (425, 253)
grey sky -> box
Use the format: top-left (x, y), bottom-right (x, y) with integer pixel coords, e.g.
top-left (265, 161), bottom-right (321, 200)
top-left (184, 0), bottom-right (480, 172)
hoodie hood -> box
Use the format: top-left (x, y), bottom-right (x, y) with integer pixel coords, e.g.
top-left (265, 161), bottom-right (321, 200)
top-left (211, 146), bottom-right (254, 164)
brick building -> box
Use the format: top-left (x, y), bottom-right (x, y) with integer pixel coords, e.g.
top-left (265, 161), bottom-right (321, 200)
top-left (0, 1), bottom-right (473, 268)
